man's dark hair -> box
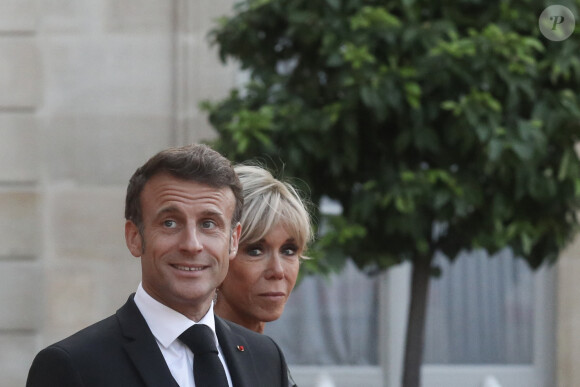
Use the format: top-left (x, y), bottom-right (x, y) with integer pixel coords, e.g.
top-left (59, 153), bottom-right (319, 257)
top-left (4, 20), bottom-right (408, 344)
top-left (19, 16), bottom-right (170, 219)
top-left (125, 144), bottom-right (243, 231)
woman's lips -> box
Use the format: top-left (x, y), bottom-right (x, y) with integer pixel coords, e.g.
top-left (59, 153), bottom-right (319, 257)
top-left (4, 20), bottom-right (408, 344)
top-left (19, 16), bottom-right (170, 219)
top-left (260, 292), bottom-right (285, 297)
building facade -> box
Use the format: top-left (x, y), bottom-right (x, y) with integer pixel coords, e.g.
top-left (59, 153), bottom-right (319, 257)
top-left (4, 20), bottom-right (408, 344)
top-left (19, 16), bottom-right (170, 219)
top-left (0, 1), bottom-right (578, 386)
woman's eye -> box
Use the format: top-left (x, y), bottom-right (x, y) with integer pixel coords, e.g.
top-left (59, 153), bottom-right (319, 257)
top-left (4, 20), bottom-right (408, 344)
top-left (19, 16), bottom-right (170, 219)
top-left (163, 220), bottom-right (177, 228)
top-left (246, 247), bottom-right (263, 256)
top-left (282, 246), bottom-right (298, 256)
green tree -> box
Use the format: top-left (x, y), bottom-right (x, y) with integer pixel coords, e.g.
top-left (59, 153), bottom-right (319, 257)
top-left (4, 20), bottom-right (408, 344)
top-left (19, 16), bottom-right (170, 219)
top-left (202, 1), bottom-right (580, 386)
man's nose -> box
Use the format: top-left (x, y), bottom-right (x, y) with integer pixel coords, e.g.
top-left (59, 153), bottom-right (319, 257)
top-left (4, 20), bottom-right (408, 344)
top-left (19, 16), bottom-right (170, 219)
top-left (179, 226), bottom-right (203, 254)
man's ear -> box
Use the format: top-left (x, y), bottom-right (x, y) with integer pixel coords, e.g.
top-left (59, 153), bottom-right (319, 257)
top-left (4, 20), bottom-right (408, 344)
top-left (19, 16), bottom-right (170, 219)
top-left (125, 220), bottom-right (143, 257)
top-left (229, 222), bottom-right (241, 261)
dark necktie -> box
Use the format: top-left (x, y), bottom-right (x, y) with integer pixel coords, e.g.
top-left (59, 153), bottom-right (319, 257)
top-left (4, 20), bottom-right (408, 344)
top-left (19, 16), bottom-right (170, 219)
top-left (179, 324), bottom-right (229, 387)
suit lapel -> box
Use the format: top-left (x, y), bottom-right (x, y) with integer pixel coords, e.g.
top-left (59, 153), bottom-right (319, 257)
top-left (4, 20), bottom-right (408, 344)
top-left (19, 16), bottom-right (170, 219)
top-left (116, 295), bottom-right (178, 387)
top-left (215, 316), bottom-right (258, 387)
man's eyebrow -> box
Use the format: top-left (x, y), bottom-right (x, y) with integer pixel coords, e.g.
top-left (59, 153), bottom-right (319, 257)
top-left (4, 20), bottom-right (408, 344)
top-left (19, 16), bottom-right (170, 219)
top-left (155, 206), bottom-right (181, 217)
top-left (200, 209), bottom-right (225, 219)
top-left (153, 207), bottom-right (226, 221)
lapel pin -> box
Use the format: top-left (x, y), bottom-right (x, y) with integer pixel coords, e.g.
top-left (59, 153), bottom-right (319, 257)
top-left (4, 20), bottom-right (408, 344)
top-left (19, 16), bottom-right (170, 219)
top-left (237, 345), bottom-right (245, 352)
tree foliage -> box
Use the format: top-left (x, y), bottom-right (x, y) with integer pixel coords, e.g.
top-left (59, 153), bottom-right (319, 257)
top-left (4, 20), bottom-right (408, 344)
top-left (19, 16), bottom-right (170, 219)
top-left (204, 0), bottom-right (580, 272)
top-left (203, 1), bottom-right (580, 384)
top-left (203, 0), bottom-right (580, 387)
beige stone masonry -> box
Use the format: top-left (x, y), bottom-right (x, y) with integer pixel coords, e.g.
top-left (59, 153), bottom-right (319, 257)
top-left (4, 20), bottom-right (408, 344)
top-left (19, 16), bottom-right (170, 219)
top-left (173, 0), bottom-right (237, 144)
top-left (104, 0), bottom-right (173, 33)
top-left (43, 115), bottom-right (170, 185)
top-left (0, 334), bottom-right (37, 387)
top-left (48, 186), bottom-right (128, 261)
top-left (0, 115), bottom-right (38, 182)
top-left (0, 38), bottom-right (41, 108)
top-left (0, 262), bottom-right (42, 329)
top-left (44, 185), bottom-right (141, 344)
top-left (0, 192), bottom-right (39, 258)
top-left (0, 0), bottom-right (37, 32)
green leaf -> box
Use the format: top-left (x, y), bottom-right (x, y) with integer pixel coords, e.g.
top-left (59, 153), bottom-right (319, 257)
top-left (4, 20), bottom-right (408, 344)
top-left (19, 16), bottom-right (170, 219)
top-left (559, 150), bottom-right (572, 181)
top-left (488, 139), bottom-right (503, 161)
top-left (405, 82), bottom-right (421, 109)
top-left (395, 195), bottom-right (415, 213)
top-left (522, 37), bottom-right (545, 53)
top-left (521, 232), bottom-right (533, 255)
top-left (325, 0), bottom-right (340, 11)
top-left (511, 142), bottom-right (533, 160)
top-left (433, 191), bottom-right (451, 209)
top-left (441, 100), bottom-right (457, 111)
top-left (248, 0), bottom-right (271, 10)
top-left (417, 239), bottom-right (429, 254)
top-left (350, 6), bottom-right (401, 31)
top-left (487, 97), bottom-right (502, 113)
top-left (341, 43), bottom-right (376, 69)
top-left (360, 86), bottom-right (380, 108)
top-left (401, 171), bottom-right (416, 182)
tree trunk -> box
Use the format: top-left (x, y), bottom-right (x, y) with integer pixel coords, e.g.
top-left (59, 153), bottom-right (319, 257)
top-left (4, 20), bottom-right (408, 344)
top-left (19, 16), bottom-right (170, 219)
top-left (402, 256), bottom-right (433, 387)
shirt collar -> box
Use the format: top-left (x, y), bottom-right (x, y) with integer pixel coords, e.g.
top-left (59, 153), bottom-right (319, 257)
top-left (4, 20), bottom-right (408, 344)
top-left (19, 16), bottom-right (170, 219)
top-left (134, 283), bottom-right (218, 349)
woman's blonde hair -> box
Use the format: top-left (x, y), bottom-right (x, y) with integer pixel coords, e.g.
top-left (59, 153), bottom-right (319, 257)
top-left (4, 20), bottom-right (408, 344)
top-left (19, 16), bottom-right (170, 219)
top-left (234, 165), bottom-right (313, 258)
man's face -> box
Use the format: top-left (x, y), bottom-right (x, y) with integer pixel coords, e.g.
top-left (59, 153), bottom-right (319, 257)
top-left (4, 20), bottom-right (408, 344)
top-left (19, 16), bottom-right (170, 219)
top-left (125, 173), bottom-right (240, 321)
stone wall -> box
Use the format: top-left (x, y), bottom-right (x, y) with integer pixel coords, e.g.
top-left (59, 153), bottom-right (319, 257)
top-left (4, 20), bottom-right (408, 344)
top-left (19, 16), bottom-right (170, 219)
top-left (0, 1), bottom-right (235, 385)
top-left (0, 2), bottom-right (42, 385)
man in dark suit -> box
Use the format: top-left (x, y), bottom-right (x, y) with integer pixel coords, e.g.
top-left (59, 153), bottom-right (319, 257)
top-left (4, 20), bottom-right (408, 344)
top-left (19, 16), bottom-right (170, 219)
top-left (27, 144), bottom-right (291, 387)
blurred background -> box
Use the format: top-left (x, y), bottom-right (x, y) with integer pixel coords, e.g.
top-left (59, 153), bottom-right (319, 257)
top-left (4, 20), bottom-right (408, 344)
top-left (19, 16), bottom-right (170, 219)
top-left (0, 1), bottom-right (578, 386)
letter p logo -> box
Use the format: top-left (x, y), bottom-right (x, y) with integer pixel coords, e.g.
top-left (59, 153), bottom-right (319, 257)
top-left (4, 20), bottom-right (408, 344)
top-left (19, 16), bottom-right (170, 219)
top-left (539, 6), bottom-right (575, 41)
top-left (551, 15), bottom-right (565, 30)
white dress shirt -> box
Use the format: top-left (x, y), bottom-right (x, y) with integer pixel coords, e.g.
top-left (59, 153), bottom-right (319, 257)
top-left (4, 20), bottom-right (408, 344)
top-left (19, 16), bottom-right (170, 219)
top-left (134, 283), bottom-right (233, 387)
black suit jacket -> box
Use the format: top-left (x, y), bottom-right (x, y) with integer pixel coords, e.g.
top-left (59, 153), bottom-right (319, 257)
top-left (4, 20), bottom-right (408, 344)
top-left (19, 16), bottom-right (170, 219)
top-left (27, 295), bottom-right (289, 387)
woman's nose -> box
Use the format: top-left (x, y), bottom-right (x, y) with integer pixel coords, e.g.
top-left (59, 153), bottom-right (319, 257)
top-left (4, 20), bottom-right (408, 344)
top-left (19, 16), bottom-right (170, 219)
top-left (265, 254), bottom-right (285, 279)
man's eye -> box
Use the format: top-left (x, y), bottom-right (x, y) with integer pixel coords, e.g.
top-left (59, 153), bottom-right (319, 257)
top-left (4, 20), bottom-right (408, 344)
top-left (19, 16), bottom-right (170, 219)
top-left (163, 220), bottom-right (177, 228)
top-left (201, 220), bottom-right (216, 229)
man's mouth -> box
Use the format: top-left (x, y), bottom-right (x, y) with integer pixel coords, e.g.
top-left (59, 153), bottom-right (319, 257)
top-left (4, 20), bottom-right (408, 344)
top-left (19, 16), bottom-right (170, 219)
top-left (173, 265), bottom-right (205, 272)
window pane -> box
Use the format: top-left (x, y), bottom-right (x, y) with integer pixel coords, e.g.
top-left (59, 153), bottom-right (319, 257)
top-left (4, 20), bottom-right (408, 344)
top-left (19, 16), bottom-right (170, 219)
top-left (424, 249), bottom-right (535, 364)
top-left (265, 260), bottom-right (380, 365)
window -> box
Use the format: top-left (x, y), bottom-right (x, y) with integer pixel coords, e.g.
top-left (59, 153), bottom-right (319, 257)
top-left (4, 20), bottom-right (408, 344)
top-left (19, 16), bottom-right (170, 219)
top-left (266, 251), bottom-right (555, 387)
top-left (266, 259), bottom-right (379, 366)
top-left (424, 249), bottom-right (534, 365)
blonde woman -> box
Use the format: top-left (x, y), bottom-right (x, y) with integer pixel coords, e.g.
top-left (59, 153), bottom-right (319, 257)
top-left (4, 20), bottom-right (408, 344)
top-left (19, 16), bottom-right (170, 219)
top-left (215, 165), bottom-right (313, 333)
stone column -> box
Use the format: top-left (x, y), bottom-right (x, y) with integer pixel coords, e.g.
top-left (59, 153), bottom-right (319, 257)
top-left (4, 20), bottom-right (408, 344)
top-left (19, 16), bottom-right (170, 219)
top-left (173, 0), bottom-right (237, 144)
top-left (0, 1), bottom-right (42, 385)
top-left (557, 235), bottom-right (580, 387)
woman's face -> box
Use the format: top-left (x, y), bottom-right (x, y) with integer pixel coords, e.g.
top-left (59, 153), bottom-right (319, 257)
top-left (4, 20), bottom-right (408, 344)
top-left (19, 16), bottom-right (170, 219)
top-left (218, 223), bottom-right (301, 330)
